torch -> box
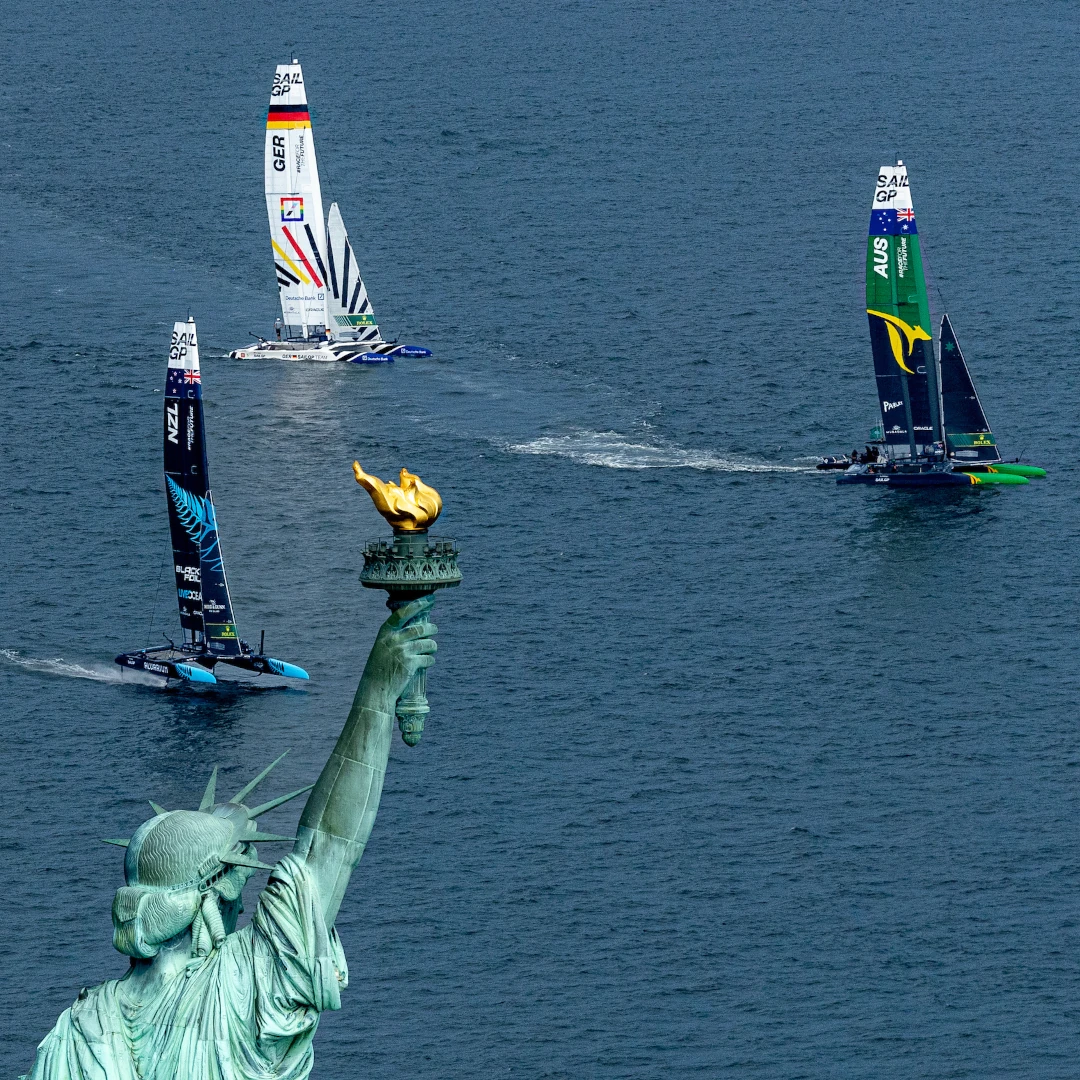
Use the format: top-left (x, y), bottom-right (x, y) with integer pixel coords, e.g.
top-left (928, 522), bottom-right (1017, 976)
top-left (352, 463), bottom-right (462, 746)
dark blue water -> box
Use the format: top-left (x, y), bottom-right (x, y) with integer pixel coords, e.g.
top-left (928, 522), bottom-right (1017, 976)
top-left (3, 1), bottom-right (1079, 1076)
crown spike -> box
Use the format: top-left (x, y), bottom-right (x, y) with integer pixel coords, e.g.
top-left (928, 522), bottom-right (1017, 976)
top-left (149, 801), bottom-right (168, 816)
top-left (102, 838), bottom-right (130, 847)
top-left (220, 852), bottom-right (275, 872)
top-left (229, 751), bottom-right (290, 806)
top-left (249, 832), bottom-right (296, 843)
top-left (199, 766), bottom-right (219, 812)
top-left (245, 784), bottom-right (314, 819)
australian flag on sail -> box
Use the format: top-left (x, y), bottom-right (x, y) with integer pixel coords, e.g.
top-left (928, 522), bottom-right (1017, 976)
top-left (869, 208), bottom-right (918, 236)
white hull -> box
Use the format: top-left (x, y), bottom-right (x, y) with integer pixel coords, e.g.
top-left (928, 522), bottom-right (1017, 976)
top-left (229, 340), bottom-right (393, 363)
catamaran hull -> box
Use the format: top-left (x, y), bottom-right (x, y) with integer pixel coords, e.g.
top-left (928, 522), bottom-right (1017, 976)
top-left (115, 650), bottom-right (309, 684)
top-left (837, 468), bottom-right (1028, 487)
top-left (216, 654), bottom-right (309, 680)
top-left (838, 471), bottom-right (972, 488)
top-left (228, 343), bottom-right (431, 363)
top-left (115, 653), bottom-right (217, 684)
top-left (953, 462), bottom-right (1048, 479)
top-left (230, 345), bottom-right (345, 362)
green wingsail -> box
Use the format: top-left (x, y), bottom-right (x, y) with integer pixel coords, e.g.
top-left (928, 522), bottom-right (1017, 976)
top-left (865, 162), bottom-right (939, 460)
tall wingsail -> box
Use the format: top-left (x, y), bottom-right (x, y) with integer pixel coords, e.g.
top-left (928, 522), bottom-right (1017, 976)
top-left (939, 314), bottom-right (1000, 462)
top-left (265, 61), bottom-right (328, 338)
top-left (865, 163), bottom-right (940, 460)
top-left (325, 202), bottom-right (384, 345)
top-left (164, 319), bottom-right (242, 657)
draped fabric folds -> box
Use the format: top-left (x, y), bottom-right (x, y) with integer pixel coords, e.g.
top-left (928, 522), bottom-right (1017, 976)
top-left (23, 856), bottom-right (347, 1080)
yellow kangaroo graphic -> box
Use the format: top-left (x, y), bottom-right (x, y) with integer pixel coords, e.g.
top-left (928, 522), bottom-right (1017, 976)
top-left (867, 309), bottom-right (931, 375)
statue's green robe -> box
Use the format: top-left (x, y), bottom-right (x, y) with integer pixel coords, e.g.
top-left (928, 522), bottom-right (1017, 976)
top-left (23, 856), bottom-right (347, 1080)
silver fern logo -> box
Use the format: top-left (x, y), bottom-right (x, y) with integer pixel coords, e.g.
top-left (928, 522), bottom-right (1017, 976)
top-left (167, 477), bottom-right (223, 571)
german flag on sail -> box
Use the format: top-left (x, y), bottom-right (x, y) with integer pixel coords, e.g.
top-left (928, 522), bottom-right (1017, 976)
top-left (267, 104), bottom-right (311, 129)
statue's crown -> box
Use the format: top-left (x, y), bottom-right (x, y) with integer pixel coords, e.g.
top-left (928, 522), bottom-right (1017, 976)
top-left (104, 752), bottom-right (311, 891)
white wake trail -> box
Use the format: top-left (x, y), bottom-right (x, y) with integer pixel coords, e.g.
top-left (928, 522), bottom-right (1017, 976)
top-left (506, 431), bottom-right (810, 473)
top-left (0, 649), bottom-right (163, 686)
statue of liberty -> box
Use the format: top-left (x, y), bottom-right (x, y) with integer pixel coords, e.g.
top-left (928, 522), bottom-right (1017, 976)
top-left (22, 595), bottom-right (439, 1080)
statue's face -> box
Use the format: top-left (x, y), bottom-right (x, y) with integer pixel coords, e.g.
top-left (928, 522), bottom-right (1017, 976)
top-left (219, 893), bottom-right (244, 935)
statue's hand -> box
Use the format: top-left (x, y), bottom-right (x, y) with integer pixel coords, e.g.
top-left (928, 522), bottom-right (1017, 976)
top-left (362, 595), bottom-right (438, 707)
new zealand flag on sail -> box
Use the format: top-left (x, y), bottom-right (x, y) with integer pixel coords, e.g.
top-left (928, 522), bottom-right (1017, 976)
top-left (166, 366), bottom-right (202, 399)
top-left (869, 208), bottom-right (918, 236)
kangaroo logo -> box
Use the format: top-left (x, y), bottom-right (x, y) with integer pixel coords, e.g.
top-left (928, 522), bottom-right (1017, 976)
top-left (867, 309), bottom-right (931, 375)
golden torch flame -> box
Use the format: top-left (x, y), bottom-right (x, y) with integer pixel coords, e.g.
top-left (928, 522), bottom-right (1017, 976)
top-left (352, 463), bottom-right (443, 531)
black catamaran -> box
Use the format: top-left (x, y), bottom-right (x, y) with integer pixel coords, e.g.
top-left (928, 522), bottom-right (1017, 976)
top-left (820, 161), bottom-right (1046, 488)
top-left (116, 319), bottom-right (309, 685)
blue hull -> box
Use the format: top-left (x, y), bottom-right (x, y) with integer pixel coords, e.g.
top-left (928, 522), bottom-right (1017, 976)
top-left (347, 353), bottom-right (395, 365)
top-left (344, 344), bottom-right (431, 363)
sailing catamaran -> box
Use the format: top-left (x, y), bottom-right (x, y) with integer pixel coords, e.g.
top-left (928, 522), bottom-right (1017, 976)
top-left (116, 319), bottom-right (309, 684)
top-left (830, 161), bottom-right (1045, 488)
top-left (229, 60), bottom-right (431, 364)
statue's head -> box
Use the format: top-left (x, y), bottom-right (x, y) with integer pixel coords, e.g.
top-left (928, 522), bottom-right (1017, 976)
top-left (106, 755), bottom-right (311, 959)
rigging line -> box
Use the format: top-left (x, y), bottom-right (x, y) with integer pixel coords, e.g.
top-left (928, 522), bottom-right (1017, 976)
top-left (145, 536), bottom-right (171, 648)
top-left (320, 133), bottom-right (340, 208)
top-left (919, 236), bottom-right (949, 324)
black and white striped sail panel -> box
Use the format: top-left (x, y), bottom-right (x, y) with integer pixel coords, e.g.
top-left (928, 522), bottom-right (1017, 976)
top-left (325, 202), bottom-right (384, 345)
top-left (163, 319), bottom-right (242, 656)
top-left (939, 314), bottom-right (1000, 462)
top-left (264, 60), bottom-right (328, 337)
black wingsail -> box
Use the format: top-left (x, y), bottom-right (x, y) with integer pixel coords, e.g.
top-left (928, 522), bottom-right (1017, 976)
top-left (867, 316), bottom-right (937, 459)
top-left (938, 314), bottom-right (1000, 463)
top-left (164, 318), bottom-right (242, 656)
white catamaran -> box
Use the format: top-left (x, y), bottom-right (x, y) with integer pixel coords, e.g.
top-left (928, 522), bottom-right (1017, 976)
top-left (230, 60), bottom-right (431, 364)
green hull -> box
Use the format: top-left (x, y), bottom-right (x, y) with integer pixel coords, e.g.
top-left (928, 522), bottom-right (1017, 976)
top-left (954, 463), bottom-right (1047, 479)
top-left (966, 471), bottom-right (1028, 485)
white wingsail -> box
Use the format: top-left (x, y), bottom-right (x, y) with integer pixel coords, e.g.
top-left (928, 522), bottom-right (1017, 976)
top-left (325, 202), bottom-right (384, 345)
top-left (264, 61), bottom-right (328, 338)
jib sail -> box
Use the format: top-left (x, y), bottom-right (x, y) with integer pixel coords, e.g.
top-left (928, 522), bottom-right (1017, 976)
top-left (164, 319), bottom-right (241, 656)
top-left (865, 162), bottom-right (941, 459)
top-left (325, 202), bottom-right (383, 346)
top-left (265, 60), bottom-right (328, 339)
top-left (939, 314), bottom-right (999, 463)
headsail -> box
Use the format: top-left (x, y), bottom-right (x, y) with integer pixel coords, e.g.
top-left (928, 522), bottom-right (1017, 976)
top-left (865, 163), bottom-right (940, 459)
top-left (265, 61), bottom-right (328, 339)
top-left (164, 319), bottom-right (241, 656)
top-left (939, 314), bottom-right (999, 462)
top-left (325, 202), bottom-right (384, 345)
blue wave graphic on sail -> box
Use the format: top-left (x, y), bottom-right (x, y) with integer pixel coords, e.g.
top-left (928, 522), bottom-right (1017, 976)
top-left (166, 477), bottom-right (223, 571)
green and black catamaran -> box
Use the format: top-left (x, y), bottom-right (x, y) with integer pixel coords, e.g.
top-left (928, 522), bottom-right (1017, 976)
top-left (824, 161), bottom-right (1045, 488)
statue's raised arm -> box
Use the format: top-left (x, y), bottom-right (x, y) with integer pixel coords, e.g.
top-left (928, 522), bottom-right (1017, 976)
top-left (293, 596), bottom-right (437, 924)
top-left (22, 467), bottom-right (456, 1080)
